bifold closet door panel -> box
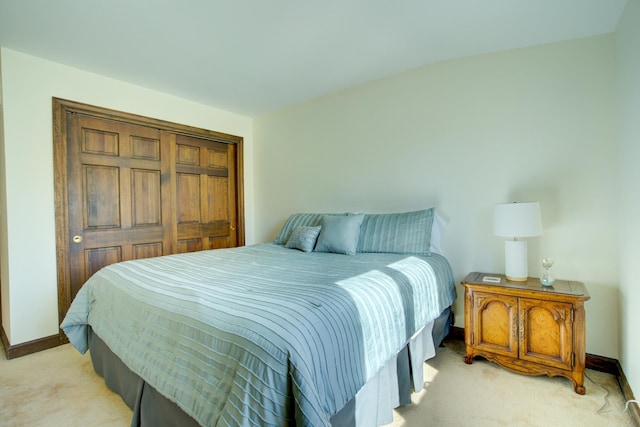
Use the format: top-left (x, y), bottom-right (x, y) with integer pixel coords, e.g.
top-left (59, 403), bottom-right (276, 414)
top-left (174, 133), bottom-right (238, 253)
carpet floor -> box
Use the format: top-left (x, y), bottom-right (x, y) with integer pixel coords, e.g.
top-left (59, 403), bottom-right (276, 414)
top-left (0, 338), bottom-right (635, 426)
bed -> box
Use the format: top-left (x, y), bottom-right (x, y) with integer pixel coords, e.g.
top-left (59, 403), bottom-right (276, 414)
top-left (61, 209), bottom-right (456, 427)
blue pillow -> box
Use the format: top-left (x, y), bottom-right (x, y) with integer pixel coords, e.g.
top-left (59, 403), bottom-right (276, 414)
top-left (285, 226), bottom-right (322, 252)
top-left (274, 213), bottom-right (346, 244)
top-left (357, 209), bottom-right (434, 255)
top-left (314, 214), bottom-right (365, 255)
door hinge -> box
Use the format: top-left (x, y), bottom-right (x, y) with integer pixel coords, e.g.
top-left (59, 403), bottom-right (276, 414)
top-left (571, 352), bottom-right (575, 368)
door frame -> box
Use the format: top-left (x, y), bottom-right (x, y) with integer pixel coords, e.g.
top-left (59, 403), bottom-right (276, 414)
top-left (53, 98), bottom-right (245, 333)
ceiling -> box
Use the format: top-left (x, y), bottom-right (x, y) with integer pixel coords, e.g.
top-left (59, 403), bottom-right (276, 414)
top-left (0, 0), bottom-right (628, 117)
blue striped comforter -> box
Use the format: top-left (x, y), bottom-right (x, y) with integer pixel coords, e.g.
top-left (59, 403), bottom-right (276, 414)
top-left (61, 243), bottom-right (456, 426)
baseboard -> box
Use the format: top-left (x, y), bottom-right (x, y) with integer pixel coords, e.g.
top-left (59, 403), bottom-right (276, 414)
top-left (449, 326), bottom-right (639, 425)
top-left (616, 357), bottom-right (640, 426)
top-left (1, 326), bottom-right (62, 360)
top-left (0, 325), bottom-right (9, 356)
top-left (448, 325), bottom-right (465, 341)
top-left (586, 353), bottom-right (619, 375)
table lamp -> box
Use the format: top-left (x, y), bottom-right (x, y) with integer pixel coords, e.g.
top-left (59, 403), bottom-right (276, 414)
top-left (494, 202), bottom-right (542, 281)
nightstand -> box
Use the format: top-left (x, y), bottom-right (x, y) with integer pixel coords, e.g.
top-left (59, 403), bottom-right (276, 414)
top-left (461, 272), bottom-right (590, 394)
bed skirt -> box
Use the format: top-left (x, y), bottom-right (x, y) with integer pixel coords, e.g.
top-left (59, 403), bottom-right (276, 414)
top-left (88, 307), bottom-right (453, 427)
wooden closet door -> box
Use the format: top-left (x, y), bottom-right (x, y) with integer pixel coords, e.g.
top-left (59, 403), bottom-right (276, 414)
top-left (174, 134), bottom-right (238, 252)
top-left (54, 99), bottom-right (244, 329)
top-left (65, 114), bottom-right (175, 305)
top-left (55, 99), bottom-right (244, 328)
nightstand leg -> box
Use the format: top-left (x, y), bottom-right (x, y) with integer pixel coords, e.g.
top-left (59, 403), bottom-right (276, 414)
top-left (573, 373), bottom-right (586, 395)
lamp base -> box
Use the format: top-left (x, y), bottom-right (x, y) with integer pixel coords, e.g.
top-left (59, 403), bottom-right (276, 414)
top-left (504, 240), bottom-right (529, 282)
top-left (506, 274), bottom-right (528, 282)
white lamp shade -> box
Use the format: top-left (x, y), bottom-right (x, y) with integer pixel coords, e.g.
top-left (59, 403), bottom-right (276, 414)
top-left (494, 202), bottom-right (542, 238)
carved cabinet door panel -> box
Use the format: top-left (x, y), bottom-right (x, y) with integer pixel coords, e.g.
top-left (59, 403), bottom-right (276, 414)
top-left (519, 298), bottom-right (573, 371)
top-left (472, 292), bottom-right (519, 358)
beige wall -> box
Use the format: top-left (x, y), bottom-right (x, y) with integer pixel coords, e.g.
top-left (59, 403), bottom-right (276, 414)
top-left (0, 18), bottom-right (630, 374)
top-left (254, 35), bottom-right (620, 358)
top-left (0, 48), bottom-right (254, 345)
top-left (616, 0), bottom-right (640, 399)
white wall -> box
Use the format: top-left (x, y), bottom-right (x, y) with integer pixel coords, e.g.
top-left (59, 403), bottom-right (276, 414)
top-left (0, 48), bottom-right (254, 345)
top-left (254, 36), bottom-right (620, 358)
top-left (0, 53), bottom-right (8, 340)
top-left (0, 29), bottom-right (627, 368)
top-left (616, 0), bottom-right (640, 399)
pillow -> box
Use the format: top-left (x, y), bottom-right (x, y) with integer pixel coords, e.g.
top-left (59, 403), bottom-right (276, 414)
top-left (285, 226), bottom-right (322, 252)
top-left (274, 213), bottom-right (346, 245)
top-left (430, 210), bottom-right (447, 255)
top-left (357, 209), bottom-right (434, 255)
top-left (314, 214), bottom-right (365, 255)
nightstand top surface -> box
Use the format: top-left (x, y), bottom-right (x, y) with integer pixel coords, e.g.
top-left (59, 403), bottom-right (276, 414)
top-left (461, 272), bottom-right (590, 298)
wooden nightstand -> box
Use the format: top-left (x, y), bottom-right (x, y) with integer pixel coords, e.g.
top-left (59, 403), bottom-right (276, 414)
top-left (461, 272), bottom-right (590, 394)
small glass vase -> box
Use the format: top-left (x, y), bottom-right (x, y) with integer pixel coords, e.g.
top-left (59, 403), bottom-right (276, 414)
top-left (540, 258), bottom-right (555, 286)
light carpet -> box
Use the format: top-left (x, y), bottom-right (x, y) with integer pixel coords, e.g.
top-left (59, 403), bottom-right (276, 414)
top-left (0, 339), bottom-right (635, 426)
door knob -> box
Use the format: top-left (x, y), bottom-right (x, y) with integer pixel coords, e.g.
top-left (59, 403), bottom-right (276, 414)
top-left (72, 235), bottom-right (83, 243)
